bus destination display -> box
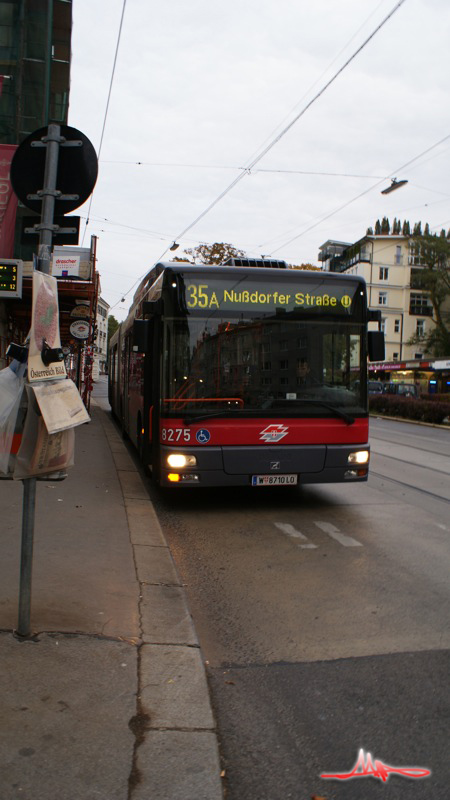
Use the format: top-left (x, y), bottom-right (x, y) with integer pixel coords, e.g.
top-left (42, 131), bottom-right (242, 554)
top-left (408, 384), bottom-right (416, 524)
top-left (0, 259), bottom-right (23, 299)
top-left (183, 275), bottom-right (359, 315)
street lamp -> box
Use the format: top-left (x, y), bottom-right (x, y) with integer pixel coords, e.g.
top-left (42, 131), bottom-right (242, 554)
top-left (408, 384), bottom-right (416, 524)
top-left (381, 178), bottom-right (408, 195)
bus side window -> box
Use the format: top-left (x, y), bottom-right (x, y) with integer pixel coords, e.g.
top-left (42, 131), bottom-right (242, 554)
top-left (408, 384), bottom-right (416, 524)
top-left (133, 319), bottom-right (150, 352)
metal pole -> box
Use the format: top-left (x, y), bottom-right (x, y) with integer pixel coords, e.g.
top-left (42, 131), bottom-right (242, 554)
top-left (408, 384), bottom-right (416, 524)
top-left (76, 341), bottom-right (83, 390)
top-left (37, 123), bottom-right (62, 275)
top-left (17, 477), bottom-right (36, 636)
top-left (17, 124), bottom-right (62, 635)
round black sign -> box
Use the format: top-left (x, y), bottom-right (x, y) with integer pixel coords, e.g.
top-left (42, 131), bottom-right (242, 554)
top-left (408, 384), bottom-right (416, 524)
top-left (11, 125), bottom-right (98, 214)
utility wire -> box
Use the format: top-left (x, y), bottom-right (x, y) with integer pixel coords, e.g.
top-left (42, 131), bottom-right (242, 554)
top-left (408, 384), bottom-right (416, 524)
top-left (112, 0), bottom-right (408, 306)
top-left (110, 132), bottom-right (449, 308)
top-left (100, 159), bottom-right (388, 179)
top-left (269, 131), bottom-right (450, 254)
top-left (81, 0), bottom-right (127, 245)
top-left (243, 0), bottom-right (389, 167)
top-left (153, 0), bottom-right (407, 263)
top-left (258, 168), bottom-right (387, 178)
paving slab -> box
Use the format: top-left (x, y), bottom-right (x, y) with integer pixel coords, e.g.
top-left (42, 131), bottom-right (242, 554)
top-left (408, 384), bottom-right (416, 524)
top-left (140, 644), bottom-right (215, 729)
top-left (134, 731), bottom-right (223, 800)
top-left (140, 583), bottom-right (198, 645)
top-left (0, 396), bottom-right (223, 800)
top-left (118, 469), bottom-right (151, 501)
top-left (0, 632), bottom-right (137, 800)
top-left (134, 543), bottom-right (180, 585)
top-left (124, 499), bottom-right (167, 546)
top-left (0, 413), bottom-right (139, 638)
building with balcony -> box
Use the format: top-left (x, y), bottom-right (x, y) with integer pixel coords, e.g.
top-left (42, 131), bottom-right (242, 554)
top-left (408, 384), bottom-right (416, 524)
top-left (318, 234), bottom-right (449, 392)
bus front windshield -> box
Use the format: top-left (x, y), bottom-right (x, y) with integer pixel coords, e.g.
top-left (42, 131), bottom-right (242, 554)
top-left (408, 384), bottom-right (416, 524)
top-left (162, 314), bottom-right (366, 419)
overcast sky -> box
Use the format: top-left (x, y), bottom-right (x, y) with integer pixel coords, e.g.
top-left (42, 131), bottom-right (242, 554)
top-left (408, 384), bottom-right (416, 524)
top-left (68, 0), bottom-right (450, 320)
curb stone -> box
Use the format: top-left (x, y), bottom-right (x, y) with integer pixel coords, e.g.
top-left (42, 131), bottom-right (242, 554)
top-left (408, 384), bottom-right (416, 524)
top-left (93, 403), bottom-right (224, 800)
top-left (369, 412), bottom-right (450, 428)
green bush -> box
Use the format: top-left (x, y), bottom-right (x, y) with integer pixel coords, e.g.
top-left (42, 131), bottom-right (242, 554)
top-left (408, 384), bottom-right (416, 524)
top-left (419, 393), bottom-right (450, 403)
top-left (369, 394), bottom-right (450, 424)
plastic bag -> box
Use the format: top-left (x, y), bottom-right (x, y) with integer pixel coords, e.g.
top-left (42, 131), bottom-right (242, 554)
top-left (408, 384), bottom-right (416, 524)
top-left (13, 385), bottom-right (75, 480)
top-left (0, 365), bottom-right (25, 476)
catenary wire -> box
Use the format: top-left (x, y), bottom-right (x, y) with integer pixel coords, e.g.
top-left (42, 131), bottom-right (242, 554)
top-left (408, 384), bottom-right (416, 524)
top-left (109, 128), bottom-right (449, 310)
top-left (242, 0), bottom-right (390, 166)
top-left (268, 132), bottom-right (450, 255)
top-left (100, 160), bottom-right (389, 179)
top-left (150, 0), bottom-right (407, 266)
top-left (81, 0), bottom-right (127, 245)
top-left (98, 3), bottom-right (391, 181)
top-left (110, 0), bottom-right (408, 308)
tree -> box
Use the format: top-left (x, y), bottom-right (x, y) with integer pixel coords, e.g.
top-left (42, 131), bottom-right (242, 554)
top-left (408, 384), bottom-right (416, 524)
top-left (183, 242), bottom-right (246, 265)
top-left (408, 233), bottom-right (450, 356)
top-left (107, 314), bottom-right (119, 348)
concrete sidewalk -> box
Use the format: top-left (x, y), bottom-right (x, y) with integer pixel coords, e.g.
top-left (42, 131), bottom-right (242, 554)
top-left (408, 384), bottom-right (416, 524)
top-left (0, 402), bottom-right (223, 800)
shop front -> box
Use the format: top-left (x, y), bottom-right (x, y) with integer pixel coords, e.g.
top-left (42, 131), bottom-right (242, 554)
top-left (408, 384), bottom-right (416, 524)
top-left (368, 358), bottom-right (450, 394)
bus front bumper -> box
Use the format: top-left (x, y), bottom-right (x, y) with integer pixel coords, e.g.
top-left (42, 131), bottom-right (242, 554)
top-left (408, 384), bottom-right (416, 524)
top-left (160, 444), bottom-right (370, 487)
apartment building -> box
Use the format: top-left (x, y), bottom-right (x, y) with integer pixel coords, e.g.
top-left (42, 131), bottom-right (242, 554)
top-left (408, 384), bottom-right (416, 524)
top-left (318, 235), bottom-right (449, 392)
top-left (95, 296), bottom-right (110, 379)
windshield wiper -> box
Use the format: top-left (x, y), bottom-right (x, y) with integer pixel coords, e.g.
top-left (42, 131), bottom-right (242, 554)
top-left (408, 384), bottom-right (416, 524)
top-left (184, 401), bottom-right (354, 425)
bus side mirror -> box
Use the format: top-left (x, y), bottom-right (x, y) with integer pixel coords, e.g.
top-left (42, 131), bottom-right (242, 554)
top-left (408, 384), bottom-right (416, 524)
top-left (368, 331), bottom-right (385, 362)
top-left (133, 319), bottom-right (150, 353)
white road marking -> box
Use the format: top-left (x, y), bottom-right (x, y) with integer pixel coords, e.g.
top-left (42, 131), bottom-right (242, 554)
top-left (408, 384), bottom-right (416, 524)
top-left (274, 522), bottom-right (318, 549)
top-left (314, 521), bottom-right (363, 547)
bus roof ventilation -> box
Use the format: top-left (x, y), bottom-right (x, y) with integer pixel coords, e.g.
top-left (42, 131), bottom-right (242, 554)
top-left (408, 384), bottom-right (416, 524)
top-left (222, 257), bottom-right (288, 269)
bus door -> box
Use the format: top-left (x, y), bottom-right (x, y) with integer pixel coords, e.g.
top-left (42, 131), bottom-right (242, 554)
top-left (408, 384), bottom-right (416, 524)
top-left (122, 331), bottom-right (133, 431)
top-left (148, 316), bottom-right (162, 475)
top-left (132, 316), bottom-right (160, 470)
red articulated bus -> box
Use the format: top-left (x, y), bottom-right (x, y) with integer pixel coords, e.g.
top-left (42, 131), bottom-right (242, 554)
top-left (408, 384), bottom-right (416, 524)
top-left (108, 258), bottom-right (384, 488)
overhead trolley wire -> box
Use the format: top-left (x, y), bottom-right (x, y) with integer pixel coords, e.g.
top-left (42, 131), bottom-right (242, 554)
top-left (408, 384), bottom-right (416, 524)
top-left (268, 131), bottom-right (450, 255)
top-left (81, 0), bottom-right (128, 245)
top-left (242, 0), bottom-right (390, 168)
top-left (100, 159), bottom-right (389, 179)
top-left (112, 0), bottom-right (408, 308)
top-left (152, 0), bottom-right (407, 264)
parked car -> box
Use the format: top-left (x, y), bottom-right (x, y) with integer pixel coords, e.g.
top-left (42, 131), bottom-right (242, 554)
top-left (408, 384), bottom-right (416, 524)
top-left (368, 381), bottom-right (385, 395)
top-left (383, 382), bottom-right (419, 398)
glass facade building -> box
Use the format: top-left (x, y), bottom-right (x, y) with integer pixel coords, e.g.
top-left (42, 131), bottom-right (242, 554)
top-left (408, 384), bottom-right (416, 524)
top-left (0, 0), bottom-right (71, 144)
top-left (0, 0), bottom-right (72, 259)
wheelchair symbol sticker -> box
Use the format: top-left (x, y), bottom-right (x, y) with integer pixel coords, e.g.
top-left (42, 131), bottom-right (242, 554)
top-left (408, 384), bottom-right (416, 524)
top-left (196, 429), bottom-right (211, 444)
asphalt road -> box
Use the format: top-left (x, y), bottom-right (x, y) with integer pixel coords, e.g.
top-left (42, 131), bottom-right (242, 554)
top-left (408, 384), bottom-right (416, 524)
top-left (95, 380), bottom-right (450, 799)
top-left (147, 417), bottom-right (450, 800)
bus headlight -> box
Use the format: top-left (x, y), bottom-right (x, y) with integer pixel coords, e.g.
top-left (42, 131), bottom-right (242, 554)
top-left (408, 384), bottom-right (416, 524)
top-left (348, 450), bottom-right (370, 465)
top-left (167, 453), bottom-right (197, 468)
